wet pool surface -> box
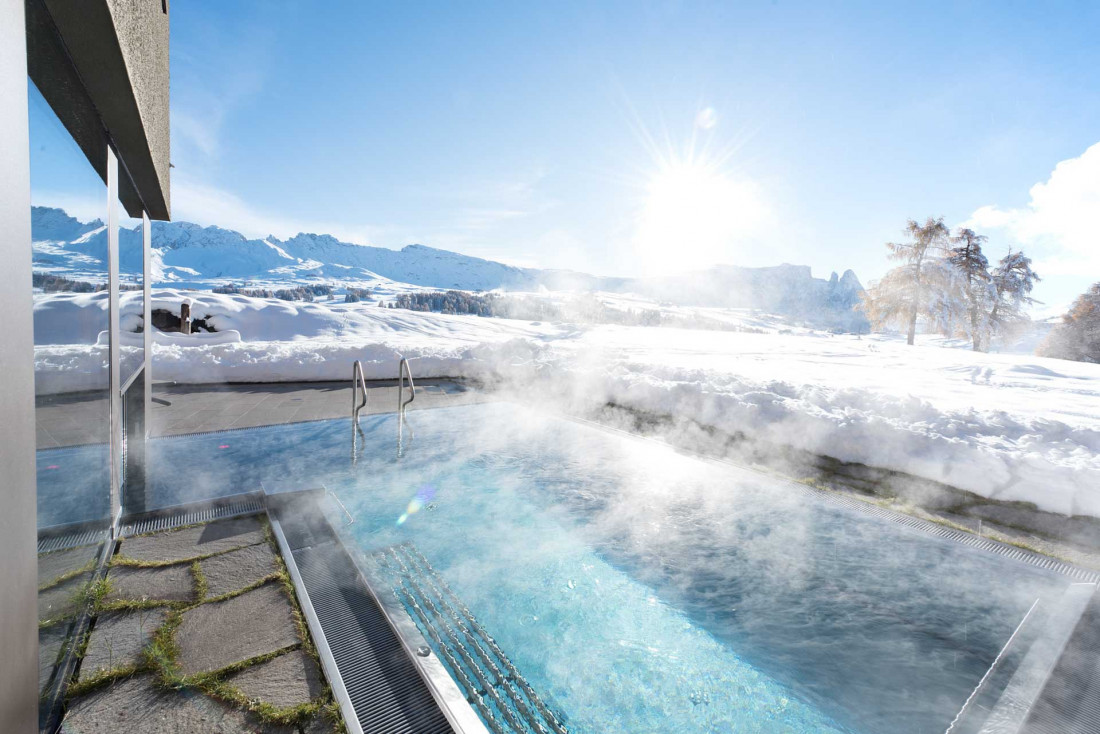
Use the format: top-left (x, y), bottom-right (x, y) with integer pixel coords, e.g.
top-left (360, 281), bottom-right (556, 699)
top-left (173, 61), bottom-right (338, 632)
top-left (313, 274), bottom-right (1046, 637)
top-left (140, 403), bottom-right (1077, 733)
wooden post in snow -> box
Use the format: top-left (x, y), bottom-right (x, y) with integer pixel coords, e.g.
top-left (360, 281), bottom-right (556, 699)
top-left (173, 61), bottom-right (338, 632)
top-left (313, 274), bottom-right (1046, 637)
top-left (180, 301), bottom-right (192, 335)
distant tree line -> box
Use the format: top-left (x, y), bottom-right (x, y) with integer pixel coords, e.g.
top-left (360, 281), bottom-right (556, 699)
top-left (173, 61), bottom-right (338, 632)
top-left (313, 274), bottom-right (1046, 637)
top-left (33, 272), bottom-right (140, 292)
top-left (860, 218), bottom-right (1040, 350)
top-left (212, 283), bottom-right (339, 302)
top-left (343, 287), bottom-right (372, 303)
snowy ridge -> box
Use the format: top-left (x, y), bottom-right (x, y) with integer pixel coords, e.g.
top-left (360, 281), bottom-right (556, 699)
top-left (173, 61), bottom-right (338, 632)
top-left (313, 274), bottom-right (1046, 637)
top-left (31, 206), bottom-right (865, 325)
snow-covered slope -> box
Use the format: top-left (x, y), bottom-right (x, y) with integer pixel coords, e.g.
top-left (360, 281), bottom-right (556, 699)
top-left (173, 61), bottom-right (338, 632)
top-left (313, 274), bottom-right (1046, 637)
top-left (30, 206), bottom-right (865, 327)
top-left (31, 289), bottom-right (1100, 518)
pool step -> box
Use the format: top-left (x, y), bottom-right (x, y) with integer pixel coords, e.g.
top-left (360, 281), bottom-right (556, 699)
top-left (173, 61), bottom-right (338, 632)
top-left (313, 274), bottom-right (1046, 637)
top-left (373, 542), bottom-right (569, 734)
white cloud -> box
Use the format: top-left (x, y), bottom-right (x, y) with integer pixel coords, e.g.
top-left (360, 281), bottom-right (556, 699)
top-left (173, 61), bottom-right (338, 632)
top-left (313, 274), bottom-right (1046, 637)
top-left (171, 176), bottom-right (383, 246)
top-left (968, 141), bottom-right (1100, 275)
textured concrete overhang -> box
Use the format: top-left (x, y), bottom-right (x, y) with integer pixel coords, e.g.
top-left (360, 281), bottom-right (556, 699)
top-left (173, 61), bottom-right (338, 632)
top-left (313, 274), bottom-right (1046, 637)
top-left (26, 0), bottom-right (170, 220)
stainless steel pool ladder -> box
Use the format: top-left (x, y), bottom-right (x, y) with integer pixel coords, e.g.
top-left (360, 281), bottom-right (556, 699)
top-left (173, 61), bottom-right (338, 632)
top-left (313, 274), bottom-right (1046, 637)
top-left (352, 360), bottom-right (368, 424)
top-left (398, 356), bottom-right (416, 418)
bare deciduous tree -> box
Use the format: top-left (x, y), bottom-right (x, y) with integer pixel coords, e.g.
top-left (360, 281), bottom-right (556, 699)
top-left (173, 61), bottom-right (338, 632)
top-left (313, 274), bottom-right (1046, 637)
top-left (861, 217), bottom-right (952, 345)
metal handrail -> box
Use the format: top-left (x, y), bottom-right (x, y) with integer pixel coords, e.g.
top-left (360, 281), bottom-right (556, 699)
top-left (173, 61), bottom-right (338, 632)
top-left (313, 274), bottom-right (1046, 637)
top-left (944, 596), bottom-right (1041, 733)
top-left (327, 489), bottom-right (355, 525)
top-left (352, 360), bottom-right (368, 424)
top-left (398, 357), bottom-right (416, 418)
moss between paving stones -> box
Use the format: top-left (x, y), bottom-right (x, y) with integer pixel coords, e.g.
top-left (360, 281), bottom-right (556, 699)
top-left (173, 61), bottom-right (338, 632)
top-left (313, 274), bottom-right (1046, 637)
top-left (79, 609), bottom-right (168, 682)
top-left (200, 543), bottom-right (281, 598)
top-left (226, 650), bottom-right (323, 712)
top-left (64, 674), bottom-right (298, 734)
top-left (67, 516), bottom-right (346, 731)
top-left (193, 559), bottom-right (209, 601)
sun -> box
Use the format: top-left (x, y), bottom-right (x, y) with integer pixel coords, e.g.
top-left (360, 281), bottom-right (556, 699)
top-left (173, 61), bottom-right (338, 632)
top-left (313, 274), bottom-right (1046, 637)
top-left (633, 157), bottom-right (763, 276)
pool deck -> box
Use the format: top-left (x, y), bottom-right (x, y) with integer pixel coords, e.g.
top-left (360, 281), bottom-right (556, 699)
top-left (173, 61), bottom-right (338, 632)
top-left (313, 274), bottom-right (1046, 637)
top-left (149, 379), bottom-right (486, 437)
top-left (44, 512), bottom-right (342, 733)
top-left (34, 379), bottom-right (486, 447)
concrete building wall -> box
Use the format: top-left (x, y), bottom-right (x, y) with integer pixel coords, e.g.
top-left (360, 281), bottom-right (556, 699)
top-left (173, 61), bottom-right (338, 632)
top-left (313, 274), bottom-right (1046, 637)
top-left (36, 0), bottom-right (171, 219)
top-left (106, 0), bottom-right (171, 216)
top-left (0, 0), bottom-right (43, 730)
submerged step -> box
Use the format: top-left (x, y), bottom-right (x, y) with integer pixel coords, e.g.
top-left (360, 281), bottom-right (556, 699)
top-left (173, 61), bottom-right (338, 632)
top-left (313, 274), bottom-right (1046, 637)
top-left (373, 541), bottom-right (570, 734)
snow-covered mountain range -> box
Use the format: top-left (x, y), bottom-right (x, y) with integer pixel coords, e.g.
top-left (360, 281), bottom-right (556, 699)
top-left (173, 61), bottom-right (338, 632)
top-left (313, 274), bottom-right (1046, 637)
top-left (30, 206), bottom-right (866, 327)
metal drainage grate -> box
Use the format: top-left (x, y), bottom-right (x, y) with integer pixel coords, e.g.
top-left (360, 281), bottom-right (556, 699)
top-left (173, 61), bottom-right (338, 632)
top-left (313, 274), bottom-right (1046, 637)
top-left (293, 541), bottom-right (455, 734)
top-left (37, 528), bottom-right (109, 554)
top-left (577, 415), bottom-right (1100, 584)
top-left (119, 496), bottom-right (265, 537)
top-left (375, 542), bottom-right (569, 734)
top-left (780, 481), bottom-right (1100, 584)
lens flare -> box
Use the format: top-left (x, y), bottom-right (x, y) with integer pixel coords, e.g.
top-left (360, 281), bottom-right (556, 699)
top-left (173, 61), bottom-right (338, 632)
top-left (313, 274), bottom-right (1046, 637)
top-left (396, 484), bottom-right (438, 526)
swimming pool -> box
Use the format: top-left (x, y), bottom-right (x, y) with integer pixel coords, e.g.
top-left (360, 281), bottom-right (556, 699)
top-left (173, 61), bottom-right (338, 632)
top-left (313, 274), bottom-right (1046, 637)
top-left (147, 402), bottom-right (1091, 734)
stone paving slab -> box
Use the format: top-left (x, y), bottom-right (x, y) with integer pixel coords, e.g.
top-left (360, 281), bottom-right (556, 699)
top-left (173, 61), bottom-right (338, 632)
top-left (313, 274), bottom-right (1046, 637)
top-left (62, 674), bottom-right (297, 733)
top-left (119, 516), bottom-right (266, 563)
top-left (300, 713), bottom-right (340, 733)
top-left (80, 609), bottom-right (167, 679)
top-left (226, 649), bottom-right (323, 710)
top-left (39, 545), bottom-right (98, 589)
top-left (176, 584), bottom-right (299, 677)
top-left (40, 623), bottom-right (70, 695)
top-left (200, 543), bottom-right (280, 598)
top-left (39, 574), bottom-right (88, 623)
top-left (106, 565), bottom-right (194, 604)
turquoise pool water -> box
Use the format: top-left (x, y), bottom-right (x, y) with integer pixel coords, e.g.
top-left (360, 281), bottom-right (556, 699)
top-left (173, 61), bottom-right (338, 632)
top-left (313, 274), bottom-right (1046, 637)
top-left (147, 403), bottom-right (1075, 733)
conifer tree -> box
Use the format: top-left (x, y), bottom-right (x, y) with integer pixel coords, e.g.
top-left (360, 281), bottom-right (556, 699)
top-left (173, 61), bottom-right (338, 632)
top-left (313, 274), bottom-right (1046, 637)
top-left (985, 250), bottom-right (1040, 345)
top-left (946, 228), bottom-right (991, 351)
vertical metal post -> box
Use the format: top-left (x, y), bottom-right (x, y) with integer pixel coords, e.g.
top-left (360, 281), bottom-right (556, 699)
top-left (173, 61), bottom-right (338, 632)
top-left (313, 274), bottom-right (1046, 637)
top-left (107, 147), bottom-right (121, 528)
top-left (143, 211), bottom-right (152, 439)
top-left (0, 0), bottom-right (41, 729)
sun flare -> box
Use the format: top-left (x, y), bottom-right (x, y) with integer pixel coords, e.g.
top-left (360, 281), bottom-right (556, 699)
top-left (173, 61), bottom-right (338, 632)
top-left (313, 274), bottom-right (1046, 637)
top-left (633, 156), bottom-right (765, 276)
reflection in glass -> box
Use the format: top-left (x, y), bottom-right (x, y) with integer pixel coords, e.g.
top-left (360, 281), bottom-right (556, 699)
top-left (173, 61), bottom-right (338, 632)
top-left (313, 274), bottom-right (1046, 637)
top-left (119, 213), bottom-right (144, 387)
top-left (28, 77), bottom-right (112, 709)
top-left (29, 78), bottom-right (110, 529)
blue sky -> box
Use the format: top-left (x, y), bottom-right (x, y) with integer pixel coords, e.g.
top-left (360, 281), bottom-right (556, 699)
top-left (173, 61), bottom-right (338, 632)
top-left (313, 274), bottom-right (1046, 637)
top-left (33, 1), bottom-right (1100, 309)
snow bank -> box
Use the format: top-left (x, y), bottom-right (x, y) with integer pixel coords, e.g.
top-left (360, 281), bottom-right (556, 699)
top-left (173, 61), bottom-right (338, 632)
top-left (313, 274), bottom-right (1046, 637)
top-left (31, 289), bottom-right (1100, 518)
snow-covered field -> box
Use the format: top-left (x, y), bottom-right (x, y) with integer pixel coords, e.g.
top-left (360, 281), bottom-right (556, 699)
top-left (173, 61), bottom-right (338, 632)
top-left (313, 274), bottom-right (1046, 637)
top-left (33, 288), bottom-right (1100, 519)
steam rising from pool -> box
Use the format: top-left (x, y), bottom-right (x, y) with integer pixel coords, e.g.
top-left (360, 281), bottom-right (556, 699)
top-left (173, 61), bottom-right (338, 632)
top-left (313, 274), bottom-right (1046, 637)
top-left (144, 403), bottom-right (1080, 734)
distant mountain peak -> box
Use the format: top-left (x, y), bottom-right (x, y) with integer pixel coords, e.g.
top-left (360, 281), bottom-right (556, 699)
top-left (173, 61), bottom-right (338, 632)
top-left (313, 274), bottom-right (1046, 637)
top-left (30, 206), bottom-right (866, 328)
top-left (31, 205), bottom-right (104, 242)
